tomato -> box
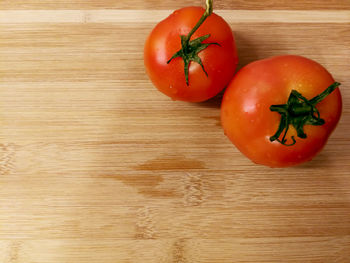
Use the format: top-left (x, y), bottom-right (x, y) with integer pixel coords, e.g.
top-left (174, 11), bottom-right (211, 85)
top-left (221, 55), bottom-right (342, 167)
top-left (144, 3), bottom-right (238, 102)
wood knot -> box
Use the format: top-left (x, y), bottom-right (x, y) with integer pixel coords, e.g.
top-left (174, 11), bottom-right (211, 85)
top-left (6, 241), bottom-right (21, 263)
top-left (135, 206), bottom-right (156, 239)
top-left (172, 239), bottom-right (187, 263)
top-left (183, 172), bottom-right (204, 206)
top-left (83, 11), bottom-right (91, 23)
top-left (0, 143), bottom-right (16, 176)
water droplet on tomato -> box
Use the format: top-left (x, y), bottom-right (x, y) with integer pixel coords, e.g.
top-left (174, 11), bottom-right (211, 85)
top-left (168, 85), bottom-right (179, 97)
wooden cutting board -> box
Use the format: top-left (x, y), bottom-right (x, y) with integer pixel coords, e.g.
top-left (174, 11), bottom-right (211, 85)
top-left (0, 0), bottom-right (350, 262)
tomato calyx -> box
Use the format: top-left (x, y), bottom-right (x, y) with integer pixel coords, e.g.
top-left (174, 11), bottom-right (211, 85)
top-left (167, 34), bottom-right (219, 86)
top-left (167, 0), bottom-right (219, 85)
top-left (269, 82), bottom-right (341, 146)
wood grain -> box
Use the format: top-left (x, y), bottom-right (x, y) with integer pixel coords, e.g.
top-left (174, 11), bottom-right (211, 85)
top-left (0, 1), bottom-right (350, 262)
top-left (1, 0), bottom-right (350, 10)
top-left (1, 10), bottom-right (350, 23)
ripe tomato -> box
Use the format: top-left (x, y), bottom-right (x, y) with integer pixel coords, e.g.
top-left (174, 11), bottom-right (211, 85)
top-left (221, 55), bottom-right (342, 167)
top-left (144, 4), bottom-right (238, 102)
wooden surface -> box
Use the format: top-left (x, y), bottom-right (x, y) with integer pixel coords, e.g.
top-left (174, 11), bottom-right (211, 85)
top-left (1, 0), bottom-right (350, 262)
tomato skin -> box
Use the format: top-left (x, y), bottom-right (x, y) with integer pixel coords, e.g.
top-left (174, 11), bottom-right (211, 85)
top-left (221, 55), bottom-right (342, 168)
top-left (144, 7), bottom-right (238, 102)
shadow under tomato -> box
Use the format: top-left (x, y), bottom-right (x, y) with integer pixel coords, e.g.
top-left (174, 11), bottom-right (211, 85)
top-left (195, 90), bottom-right (225, 109)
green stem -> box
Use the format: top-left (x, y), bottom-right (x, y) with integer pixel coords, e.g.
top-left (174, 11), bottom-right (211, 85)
top-left (290, 104), bottom-right (313, 115)
top-left (270, 104), bottom-right (287, 113)
top-left (167, 0), bottom-right (218, 86)
top-left (185, 0), bottom-right (213, 42)
top-left (310, 82), bottom-right (341, 104)
top-left (269, 82), bottom-right (341, 146)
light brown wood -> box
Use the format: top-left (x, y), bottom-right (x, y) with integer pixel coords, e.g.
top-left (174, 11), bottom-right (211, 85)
top-left (0, 1), bottom-right (350, 262)
top-left (1, 0), bottom-right (350, 10)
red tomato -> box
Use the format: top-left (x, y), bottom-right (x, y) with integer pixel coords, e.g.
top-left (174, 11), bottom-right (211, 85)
top-left (144, 6), bottom-right (238, 102)
top-left (221, 55), bottom-right (342, 167)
